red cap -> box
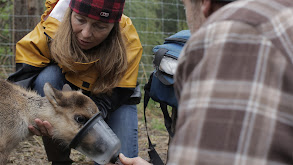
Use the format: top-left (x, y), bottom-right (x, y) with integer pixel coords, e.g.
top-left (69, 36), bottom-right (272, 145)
top-left (69, 0), bottom-right (125, 23)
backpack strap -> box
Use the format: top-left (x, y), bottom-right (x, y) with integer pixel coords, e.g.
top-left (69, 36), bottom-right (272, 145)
top-left (153, 48), bottom-right (168, 67)
top-left (165, 37), bottom-right (188, 44)
top-left (152, 48), bottom-right (176, 136)
top-left (153, 48), bottom-right (173, 86)
top-left (143, 74), bottom-right (165, 165)
top-left (159, 102), bottom-right (174, 137)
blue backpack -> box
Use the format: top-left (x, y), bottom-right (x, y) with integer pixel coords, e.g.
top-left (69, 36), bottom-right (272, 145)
top-left (149, 30), bottom-right (190, 107)
top-left (143, 30), bottom-right (191, 165)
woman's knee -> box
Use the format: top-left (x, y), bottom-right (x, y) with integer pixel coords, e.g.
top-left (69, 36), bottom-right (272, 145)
top-left (33, 64), bottom-right (66, 96)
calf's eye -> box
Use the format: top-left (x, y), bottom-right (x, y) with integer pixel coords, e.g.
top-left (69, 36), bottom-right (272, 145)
top-left (74, 115), bottom-right (88, 125)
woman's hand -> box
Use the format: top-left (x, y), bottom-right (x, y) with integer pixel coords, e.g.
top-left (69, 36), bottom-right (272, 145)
top-left (28, 118), bottom-right (53, 137)
top-left (109, 153), bottom-right (152, 165)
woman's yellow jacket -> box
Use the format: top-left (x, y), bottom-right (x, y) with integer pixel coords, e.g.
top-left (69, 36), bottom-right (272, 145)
top-left (10, 0), bottom-right (143, 92)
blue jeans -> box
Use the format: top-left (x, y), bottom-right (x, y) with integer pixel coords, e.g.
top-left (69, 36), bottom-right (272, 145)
top-left (33, 64), bottom-right (138, 163)
top-left (105, 104), bottom-right (138, 158)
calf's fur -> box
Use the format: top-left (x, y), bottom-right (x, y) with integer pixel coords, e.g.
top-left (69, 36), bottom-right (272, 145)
top-left (0, 80), bottom-right (99, 165)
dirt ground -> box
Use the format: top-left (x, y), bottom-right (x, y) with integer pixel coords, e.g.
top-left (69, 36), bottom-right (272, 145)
top-left (7, 116), bottom-right (169, 165)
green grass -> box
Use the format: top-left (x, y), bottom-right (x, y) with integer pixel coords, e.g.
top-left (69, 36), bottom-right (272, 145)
top-left (137, 98), bottom-right (173, 133)
top-left (151, 118), bottom-right (166, 131)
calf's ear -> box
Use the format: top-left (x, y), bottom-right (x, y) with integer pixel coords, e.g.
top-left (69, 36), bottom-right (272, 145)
top-left (43, 82), bottom-right (62, 108)
top-left (62, 84), bottom-right (72, 92)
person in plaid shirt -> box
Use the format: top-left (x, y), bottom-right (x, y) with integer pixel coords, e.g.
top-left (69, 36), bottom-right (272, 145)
top-left (170, 0), bottom-right (293, 164)
top-left (8, 0), bottom-right (142, 164)
top-left (115, 0), bottom-right (293, 164)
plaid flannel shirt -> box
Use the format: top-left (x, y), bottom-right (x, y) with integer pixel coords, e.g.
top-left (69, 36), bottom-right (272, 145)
top-left (169, 0), bottom-right (293, 164)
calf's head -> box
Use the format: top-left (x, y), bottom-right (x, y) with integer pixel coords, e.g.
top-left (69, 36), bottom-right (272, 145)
top-left (43, 83), bottom-right (99, 145)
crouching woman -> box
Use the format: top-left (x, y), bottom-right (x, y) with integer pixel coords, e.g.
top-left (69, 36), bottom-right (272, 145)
top-left (8, 0), bottom-right (143, 164)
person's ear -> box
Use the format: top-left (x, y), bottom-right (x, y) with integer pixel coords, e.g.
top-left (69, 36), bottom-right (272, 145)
top-left (201, 0), bottom-right (212, 17)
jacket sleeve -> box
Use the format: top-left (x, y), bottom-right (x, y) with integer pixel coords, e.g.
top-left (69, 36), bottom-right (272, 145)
top-left (15, 0), bottom-right (59, 67)
top-left (7, 21), bottom-right (53, 88)
top-left (7, 0), bottom-right (59, 87)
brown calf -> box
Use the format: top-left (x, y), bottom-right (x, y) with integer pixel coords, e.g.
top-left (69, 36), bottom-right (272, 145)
top-left (0, 80), bottom-right (99, 164)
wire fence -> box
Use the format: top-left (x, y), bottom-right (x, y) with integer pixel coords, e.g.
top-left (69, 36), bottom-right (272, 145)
top-left (0, 0), bottom-right (187, 86)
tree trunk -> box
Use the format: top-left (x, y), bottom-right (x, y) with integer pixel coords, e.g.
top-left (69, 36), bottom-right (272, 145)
top-left (12, 0), bottom-right (44, 71)
top-left (13, 0), bottom-right (43, 47)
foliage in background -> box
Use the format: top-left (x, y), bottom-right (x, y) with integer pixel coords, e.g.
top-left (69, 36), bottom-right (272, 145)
top-left (0, 0), bottom-right (13, 78)
top-left (124, 0), bottom-right (188, 85)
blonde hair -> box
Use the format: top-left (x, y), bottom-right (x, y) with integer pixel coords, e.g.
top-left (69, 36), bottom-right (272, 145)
top-left (50, 9), bottom-right (128, 94)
